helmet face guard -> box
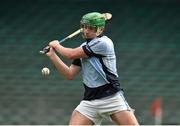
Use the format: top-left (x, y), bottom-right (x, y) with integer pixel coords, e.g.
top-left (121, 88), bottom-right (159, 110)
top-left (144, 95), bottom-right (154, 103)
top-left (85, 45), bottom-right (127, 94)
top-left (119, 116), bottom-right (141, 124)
top-left (80, 24), bottom-right (97, 31)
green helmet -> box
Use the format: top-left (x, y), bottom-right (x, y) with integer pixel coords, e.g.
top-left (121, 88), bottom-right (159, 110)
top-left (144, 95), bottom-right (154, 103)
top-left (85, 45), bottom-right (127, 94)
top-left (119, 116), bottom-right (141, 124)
top-left (80, 12), bottom-right (105, 28)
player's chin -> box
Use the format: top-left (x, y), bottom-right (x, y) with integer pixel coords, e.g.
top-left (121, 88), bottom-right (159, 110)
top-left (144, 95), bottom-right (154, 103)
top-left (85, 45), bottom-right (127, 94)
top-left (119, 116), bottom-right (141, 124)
top-left (82, 34), bottom-right (93, 39)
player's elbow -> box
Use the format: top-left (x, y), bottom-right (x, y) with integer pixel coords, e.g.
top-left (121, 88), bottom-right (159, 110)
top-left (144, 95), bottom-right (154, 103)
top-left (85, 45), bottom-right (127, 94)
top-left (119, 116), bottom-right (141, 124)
top-left (66, 75), bottom-right (74, 80)
top-left (66, 55), bottom-right (74, 60)
top-left (66, 76), bottom-right (73, 80)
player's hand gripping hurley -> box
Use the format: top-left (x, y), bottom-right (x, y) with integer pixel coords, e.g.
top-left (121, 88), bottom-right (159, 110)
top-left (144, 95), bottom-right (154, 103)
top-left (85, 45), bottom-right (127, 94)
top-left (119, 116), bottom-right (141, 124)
top-left (39, 13), bottom-right (112, 54)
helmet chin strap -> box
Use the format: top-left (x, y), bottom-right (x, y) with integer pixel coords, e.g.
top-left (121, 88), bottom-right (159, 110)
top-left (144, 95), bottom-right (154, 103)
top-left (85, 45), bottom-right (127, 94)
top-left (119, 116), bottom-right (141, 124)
top-left (96, 27), bottom-right (103, 36)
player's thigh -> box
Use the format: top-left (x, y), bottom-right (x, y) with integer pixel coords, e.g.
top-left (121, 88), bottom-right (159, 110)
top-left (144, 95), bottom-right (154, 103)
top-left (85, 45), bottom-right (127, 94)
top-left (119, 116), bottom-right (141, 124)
top-left (110, 110), bottom-right (139, 125)
top-left (69, 110), bottom-right (94, 125)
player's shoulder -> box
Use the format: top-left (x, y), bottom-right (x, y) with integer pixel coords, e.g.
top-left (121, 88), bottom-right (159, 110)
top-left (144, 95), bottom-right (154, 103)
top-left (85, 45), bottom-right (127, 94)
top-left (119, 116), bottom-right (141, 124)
top-left (95, 35), bottom-right (112, 42)
top-left (80, 35), bottom-right (113, 47)
top-left (98, 35), bottom-right (113, 47)
top-left (100, 35), bottom-right (112, 41)
top-left (91, 35), bottom-right (112, 45)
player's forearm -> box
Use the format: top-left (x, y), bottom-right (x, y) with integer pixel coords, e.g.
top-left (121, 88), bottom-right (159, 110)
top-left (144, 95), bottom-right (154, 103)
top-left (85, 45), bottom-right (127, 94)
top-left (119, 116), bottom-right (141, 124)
top-left (54, 45), bottom-right (76, 59)
top-left (49, 53), bottom-right (72, 80)
top-left (48, 40), bottom-right (86, 59)
top-left (48, 40), bottom-right (73, 59)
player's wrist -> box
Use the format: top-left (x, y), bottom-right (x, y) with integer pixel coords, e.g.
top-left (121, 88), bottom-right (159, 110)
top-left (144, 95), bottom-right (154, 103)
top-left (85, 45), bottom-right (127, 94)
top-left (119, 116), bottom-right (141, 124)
top-left (46, 49), bottom-right (57, 59)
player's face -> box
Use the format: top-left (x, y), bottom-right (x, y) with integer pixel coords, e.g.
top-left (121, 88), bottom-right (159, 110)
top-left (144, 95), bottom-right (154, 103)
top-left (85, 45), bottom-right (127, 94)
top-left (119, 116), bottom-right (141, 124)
top-left (81, 24), bottom-right (97, 39)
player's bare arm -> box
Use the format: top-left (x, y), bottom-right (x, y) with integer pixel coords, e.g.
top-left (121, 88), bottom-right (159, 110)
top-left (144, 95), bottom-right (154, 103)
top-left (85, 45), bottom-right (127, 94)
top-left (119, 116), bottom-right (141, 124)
top-left (46, 47), bottom-right (81, 80)
top-left (48, 40), bottom-right (87, 59)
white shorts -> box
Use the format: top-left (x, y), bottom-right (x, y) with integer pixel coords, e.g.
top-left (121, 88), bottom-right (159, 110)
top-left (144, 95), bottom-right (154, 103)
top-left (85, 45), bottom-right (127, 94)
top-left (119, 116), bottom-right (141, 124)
top-left (75, 91), bottom-right (133, 125)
